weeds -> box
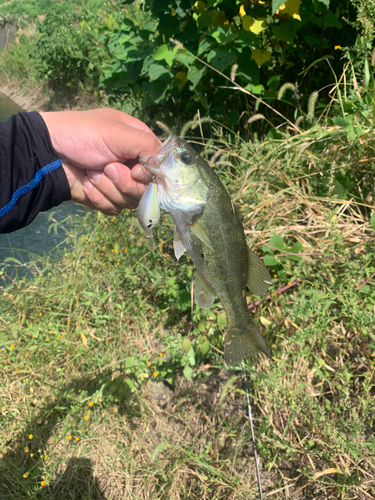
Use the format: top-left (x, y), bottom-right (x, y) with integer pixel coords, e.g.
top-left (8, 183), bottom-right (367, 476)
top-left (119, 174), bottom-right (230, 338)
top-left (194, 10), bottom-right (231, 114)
top-left (1, 115), bottom-right (375, 498)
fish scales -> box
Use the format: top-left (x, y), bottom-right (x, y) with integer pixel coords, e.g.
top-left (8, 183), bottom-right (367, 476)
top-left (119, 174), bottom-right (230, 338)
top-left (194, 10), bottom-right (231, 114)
top-left (140, 134), bottom-right (271, 365)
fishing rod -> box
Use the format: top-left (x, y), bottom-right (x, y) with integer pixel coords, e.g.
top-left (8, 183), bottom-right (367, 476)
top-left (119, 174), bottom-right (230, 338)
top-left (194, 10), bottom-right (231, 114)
top-left (203, 92), bottom-right (264, 499)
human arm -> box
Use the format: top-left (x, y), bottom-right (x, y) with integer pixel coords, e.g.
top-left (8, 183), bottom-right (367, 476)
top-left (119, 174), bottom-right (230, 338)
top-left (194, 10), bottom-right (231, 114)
top-left (0, 109), bottom-right (159, 233)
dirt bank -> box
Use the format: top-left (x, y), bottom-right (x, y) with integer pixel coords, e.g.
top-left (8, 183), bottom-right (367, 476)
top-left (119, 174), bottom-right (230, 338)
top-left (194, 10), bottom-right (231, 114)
top-left (0, 84), bottom-right (35, 111)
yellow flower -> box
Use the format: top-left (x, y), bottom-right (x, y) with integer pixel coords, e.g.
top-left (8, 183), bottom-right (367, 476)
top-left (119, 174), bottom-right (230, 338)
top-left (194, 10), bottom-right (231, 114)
top-left (25, 353), bottom-right (29, 357)
top-left (24, 447), bottom-right (29, 453)
top-left (76, 437), bottom-right (80, 441)
top-left (41, 481), bottom-right (46, 487)
top-left (274, 274), bottom-right (277, 278)
top-left (30, 453), bottom-right (34, 457)
top-left (273, 293), bottom-right (277, 296)
top-left (58, 334), bottom-right (61, 338)
top-left (23, 472), bottom-right (29, 479)
top-left (46, 339), bottom-right (49, 342)
top-left (10, 344), bottom-right (14, 350)
top-left (51, 330), bottom-right (55, 333)
top-left (288, 282), bottom-right (292, 286)
top-left (147, 362), bottom-right (151, 367)
top-left (165, 218), bottom-right (168, 222)
top-left (153, 372), bottom-right (158, 377)
top-left (111, 249), bottom-right (115, 252)
top-left (89, 402), bottom-right (93, 407)
top-left (44, 455), bottom-right (48, 460)
top-left (39, 313), bottom-right (42, 317)
top-left (334, 45), bottom-right (341, 50)
top-left (68, 435), bottom-right (72, 440)
top-left (30, 323), bottom-right (33, 327)
top-left (29, 434), bottom-right (33, 440)
top-left (87, 410), bottom-right (91, 414)
top-left (84, 416), bottom-right (89, 421)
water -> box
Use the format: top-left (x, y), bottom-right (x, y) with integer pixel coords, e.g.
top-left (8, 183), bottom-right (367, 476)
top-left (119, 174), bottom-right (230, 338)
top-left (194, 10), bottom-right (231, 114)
top-left (0, 93), bottom-right (21, 121)
top-left (0, 94), bottom-right (84, 274)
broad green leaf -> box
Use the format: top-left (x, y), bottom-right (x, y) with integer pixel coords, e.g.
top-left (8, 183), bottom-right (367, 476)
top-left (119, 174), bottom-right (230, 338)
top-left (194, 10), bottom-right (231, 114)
top-left (250, 18), bottom-right (267, 35)
top-left (251, 49), bottom-right (271, 68)
top-left (197, 36), bottom-right (214, 56)
top-left (278, 0), bottom-right (302, 21)
top-left (182, 338), bottom-right (192, 352)
top-left (289, 242), bottom-right (303, 253)
top-left (125, 357), bottom-right (135, 368)
top-left (197, 9), bottom-right (219, 29)
top-left (264, 255), bottom-right (278, 266)
top-left (194, 1), bottom-right (206, 12)
top-left (175, 71), bottom-right (187, 91)
top-left (272, 19), bottom-right (297, 44)
top-left (217, 312), bottom-right (227, 330)
top-left (153, 44), bottom-right (174, 66)
top-left (346, 125), bottom-right (356, 141)
top-left (269, 234), bottom-right (285, 250)
top-left (207, 48), bottom-right (237, 72)
top-left (187, 346), bottom-right (196, 366)
top-left (175, 50), bottom-right (195, 67)
top-left (183, 364), bottom-right (193, 380)
top-left (199, 338), bottom-right (210, 355)
top-left (187, 64), bottom-right (206, 87)
top-left (272, 0), bottom-right (286, 15)
top-left (331, 117), bottom-right (350, 127)
top-left (242, 16), bottom-right (267, 34)
top-left (148, 64), bottom-right (172, 81)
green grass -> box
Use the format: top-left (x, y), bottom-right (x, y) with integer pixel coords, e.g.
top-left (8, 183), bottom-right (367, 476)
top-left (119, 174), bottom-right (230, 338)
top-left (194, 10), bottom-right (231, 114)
top-left (1, 122), bottom-right (375, 499)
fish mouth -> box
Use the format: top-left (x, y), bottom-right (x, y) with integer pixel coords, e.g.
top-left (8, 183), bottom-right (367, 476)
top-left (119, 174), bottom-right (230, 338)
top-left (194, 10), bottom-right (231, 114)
top-left (159, 132), bottom-right (174, 151)
top-left (139, 133), bottom-right (176, 175)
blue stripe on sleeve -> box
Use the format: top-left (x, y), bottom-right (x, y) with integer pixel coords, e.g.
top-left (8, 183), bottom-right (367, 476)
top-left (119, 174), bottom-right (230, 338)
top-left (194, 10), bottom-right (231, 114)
top-left (0, 159), bottom-right (63, 219)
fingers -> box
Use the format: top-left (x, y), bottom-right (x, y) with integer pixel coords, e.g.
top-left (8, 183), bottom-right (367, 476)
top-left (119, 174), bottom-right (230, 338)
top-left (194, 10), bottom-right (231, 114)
top-left (86, 162), bottom-right (147, 209)
top-left (82, 177), bottom-right (123, 215)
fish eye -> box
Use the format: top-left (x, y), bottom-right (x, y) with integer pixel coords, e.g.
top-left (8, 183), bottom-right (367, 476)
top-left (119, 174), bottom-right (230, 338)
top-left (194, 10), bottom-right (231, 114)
top-left (180, 153), bottom-right (192, 165)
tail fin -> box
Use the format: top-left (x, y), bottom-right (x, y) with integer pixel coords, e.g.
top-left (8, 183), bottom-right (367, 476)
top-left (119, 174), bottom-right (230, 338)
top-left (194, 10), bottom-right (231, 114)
top-left (224, 318), bottom-right (271, 366)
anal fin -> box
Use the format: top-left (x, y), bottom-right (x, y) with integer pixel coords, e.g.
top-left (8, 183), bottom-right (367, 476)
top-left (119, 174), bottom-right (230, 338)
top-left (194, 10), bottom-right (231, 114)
top-left (194, 273), bottom-right (216, 309)
top-left (247, 248), bottom-right (272, 296)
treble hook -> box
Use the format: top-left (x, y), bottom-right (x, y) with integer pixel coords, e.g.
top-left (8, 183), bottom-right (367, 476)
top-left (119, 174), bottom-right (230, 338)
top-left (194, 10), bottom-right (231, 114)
top-left (139, 157), bottom-right (153, 176)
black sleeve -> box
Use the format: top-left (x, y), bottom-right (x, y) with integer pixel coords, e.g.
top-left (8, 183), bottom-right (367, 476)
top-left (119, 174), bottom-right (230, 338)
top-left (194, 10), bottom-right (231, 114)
top-left (0, 111), bottom-right (71, 233)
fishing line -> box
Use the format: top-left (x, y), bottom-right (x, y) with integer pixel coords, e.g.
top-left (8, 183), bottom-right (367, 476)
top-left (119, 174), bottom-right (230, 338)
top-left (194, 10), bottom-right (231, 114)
top-left (243, 365), bottom-right (264, 500)
top-left (203, 93), bottom-right (264, 499)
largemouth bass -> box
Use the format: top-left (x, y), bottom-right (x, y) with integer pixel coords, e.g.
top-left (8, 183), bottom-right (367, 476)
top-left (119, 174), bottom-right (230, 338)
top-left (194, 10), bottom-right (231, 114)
top-left (140, 134), bottom-right (271, 365)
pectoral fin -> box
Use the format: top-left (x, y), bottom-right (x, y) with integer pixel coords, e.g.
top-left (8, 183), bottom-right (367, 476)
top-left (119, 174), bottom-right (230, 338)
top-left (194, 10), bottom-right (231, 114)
top-left (190, 221), bottom-right (214, 251)
top-left (194, 273), bottom-right (216, 309)
top-left (247, 248), bottom-right (272, 295)
top-left (173, 229), bottom-right (186, 260)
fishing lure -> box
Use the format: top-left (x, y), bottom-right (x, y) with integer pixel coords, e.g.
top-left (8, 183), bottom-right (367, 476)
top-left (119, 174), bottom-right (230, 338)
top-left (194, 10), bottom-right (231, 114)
top-left (137, 178), bottom-right (160, 251)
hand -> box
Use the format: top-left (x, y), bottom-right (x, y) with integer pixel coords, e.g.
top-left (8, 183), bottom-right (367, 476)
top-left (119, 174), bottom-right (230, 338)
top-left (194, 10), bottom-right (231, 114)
top-left (40, 108), bottom-right (160, 215)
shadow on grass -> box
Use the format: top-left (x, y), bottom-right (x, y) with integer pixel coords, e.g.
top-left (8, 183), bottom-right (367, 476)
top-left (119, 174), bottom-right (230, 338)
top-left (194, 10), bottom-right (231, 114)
top-left (0, 373), bottom-right (136, 500)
